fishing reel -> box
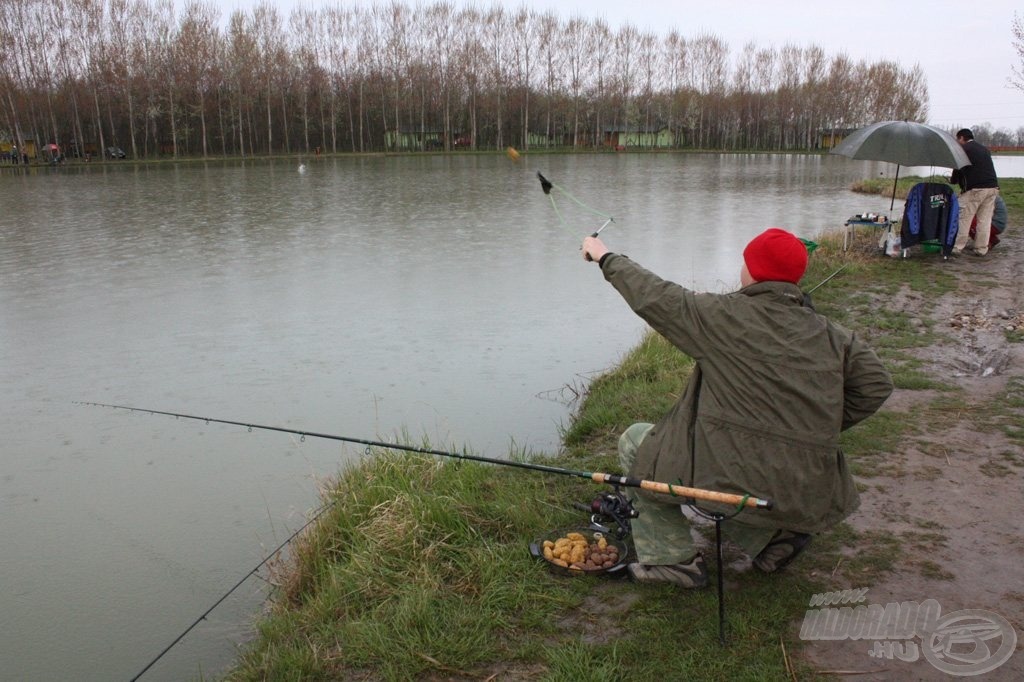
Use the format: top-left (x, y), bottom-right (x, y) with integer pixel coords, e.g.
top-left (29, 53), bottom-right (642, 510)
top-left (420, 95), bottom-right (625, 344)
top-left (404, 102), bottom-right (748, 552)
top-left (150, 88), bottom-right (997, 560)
top-left (574, 486), bottom-right (637, 540)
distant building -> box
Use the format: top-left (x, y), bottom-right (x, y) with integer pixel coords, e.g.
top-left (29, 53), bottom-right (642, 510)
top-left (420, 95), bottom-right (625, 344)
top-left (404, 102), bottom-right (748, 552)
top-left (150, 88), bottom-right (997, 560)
top-left (384, 128), bottom-right (459, 151)
top-left (818, 128), bottom-right (859, 149)
top-left (602, 125), bottom-right (672, 149)
top-left (2, 138), bottom-right (37, 159)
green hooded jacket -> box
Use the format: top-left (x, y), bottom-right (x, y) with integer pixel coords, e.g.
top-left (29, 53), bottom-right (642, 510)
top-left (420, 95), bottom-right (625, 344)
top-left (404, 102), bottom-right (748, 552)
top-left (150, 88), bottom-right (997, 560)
top-left (601, 254), bottom-right (894, 532)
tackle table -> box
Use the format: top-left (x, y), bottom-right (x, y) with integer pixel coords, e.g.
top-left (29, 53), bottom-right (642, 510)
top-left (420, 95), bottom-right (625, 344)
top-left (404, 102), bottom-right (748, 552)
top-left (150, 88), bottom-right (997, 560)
top-left (843, 214), bottom-right (891, 251)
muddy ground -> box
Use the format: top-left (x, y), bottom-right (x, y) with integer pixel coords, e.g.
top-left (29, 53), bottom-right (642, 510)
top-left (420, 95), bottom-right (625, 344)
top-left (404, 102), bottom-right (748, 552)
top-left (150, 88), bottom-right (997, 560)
top-left (797, 238), bottom-right (1024, 680)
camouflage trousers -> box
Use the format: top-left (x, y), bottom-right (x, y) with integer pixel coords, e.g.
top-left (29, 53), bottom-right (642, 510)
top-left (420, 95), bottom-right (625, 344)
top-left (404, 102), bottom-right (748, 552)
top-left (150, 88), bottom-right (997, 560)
top-left (618, 423), bottom-right (777, 565)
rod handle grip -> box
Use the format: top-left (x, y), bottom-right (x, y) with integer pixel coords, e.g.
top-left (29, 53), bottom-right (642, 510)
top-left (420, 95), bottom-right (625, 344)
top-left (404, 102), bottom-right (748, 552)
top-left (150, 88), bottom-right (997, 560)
top-left (590, 472), bottom-right (772, 510)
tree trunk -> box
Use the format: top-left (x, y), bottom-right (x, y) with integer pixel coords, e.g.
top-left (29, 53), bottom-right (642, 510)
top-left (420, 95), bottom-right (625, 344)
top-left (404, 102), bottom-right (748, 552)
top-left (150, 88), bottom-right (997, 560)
top-left (92, 86), bottom-right (105, 158)
top-left (469, 87), bottom-right (477, 151)
top-left (266, 91), bottom-right (273, 153)
top-left (281, 93), bottom-right (290, 154)
top-left (199, 93), bottom-right (208, 158)
top-left (238, 102), bottom-right (245, 157)
top-left (168, 84), bottom-right (178, 158)
top-left (357, 80), bottom-right (364, 153)
top-left (217, 90), bottom-right (227, 156)
top-left (303, 90), bottom-right (310, 153)
top-left (127, 92), bottom-right (137, 159)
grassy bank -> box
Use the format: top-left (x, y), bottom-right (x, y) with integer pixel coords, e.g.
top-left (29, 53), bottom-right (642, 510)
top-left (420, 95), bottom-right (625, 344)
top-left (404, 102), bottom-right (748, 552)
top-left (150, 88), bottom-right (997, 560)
top-left (854, 172), bottom-right (1023, 206)
top-left (222, 178), bottom-right (1022, 681)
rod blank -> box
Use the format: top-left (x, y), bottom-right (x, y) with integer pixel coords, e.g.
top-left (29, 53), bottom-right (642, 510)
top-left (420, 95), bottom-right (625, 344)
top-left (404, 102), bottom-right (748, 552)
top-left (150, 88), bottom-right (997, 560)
top-left (78, 402), bottom-right (773, 510)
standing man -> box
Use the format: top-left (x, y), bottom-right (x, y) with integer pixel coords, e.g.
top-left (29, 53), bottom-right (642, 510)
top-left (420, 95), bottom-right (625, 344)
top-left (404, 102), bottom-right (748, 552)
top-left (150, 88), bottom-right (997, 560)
top-left (951, 128), bottom-right (1000, 257)
top-left (581, 229), bottom-right (893, 587)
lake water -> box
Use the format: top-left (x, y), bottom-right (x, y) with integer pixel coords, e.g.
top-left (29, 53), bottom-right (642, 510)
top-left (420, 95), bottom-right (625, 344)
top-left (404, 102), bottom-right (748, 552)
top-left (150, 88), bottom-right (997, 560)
top-left (1, 152), bottom-right (1019, 680)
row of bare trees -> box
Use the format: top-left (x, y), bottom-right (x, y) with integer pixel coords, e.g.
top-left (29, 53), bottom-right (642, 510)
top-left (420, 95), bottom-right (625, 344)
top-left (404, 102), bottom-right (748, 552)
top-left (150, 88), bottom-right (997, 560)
top-left (1, 0), bottom-right (933, 159)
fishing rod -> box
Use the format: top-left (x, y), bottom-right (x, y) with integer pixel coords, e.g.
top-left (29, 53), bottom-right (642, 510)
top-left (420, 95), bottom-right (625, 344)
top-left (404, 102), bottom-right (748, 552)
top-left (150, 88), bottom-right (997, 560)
top-left (77, 402), bottom-right (772, 510)
top-left (800, 263), bottom-right (849, 309)
top-left (806, 263), bottom-right (849, 295)
top-left (129, 501), bottom-right (335, 681)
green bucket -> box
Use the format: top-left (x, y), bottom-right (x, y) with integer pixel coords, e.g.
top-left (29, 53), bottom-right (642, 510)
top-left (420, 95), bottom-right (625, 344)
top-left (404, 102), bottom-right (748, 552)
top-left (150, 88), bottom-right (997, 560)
top-left (800, 238), bottom-right (819, 254)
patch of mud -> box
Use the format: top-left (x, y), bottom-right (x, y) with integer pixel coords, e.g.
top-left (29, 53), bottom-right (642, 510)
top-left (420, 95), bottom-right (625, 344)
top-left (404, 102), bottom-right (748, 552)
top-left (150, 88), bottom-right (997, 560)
top-left (553, 583), bottom-right (642, 645)
top-left (799, 240), bottom-right (1024, 680)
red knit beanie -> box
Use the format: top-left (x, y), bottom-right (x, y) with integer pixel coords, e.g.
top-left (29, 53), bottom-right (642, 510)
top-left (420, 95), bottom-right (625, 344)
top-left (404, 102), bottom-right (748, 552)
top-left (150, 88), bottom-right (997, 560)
top-left (743, 228), bottom-right (808, 284)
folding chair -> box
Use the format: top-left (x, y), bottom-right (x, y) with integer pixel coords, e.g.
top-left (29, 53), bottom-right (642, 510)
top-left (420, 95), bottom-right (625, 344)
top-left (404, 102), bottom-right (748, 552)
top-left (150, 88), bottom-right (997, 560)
top-left (899, 182), bottom-right (959, 258)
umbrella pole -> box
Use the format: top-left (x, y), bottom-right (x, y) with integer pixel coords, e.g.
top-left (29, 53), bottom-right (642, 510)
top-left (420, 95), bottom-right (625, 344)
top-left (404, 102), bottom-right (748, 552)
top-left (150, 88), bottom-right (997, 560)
top-left (890, 164), bottom-right (901, 212)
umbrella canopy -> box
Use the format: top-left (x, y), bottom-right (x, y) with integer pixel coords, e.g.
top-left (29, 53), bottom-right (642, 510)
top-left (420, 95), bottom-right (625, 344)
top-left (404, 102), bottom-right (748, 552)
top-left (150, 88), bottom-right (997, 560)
top-left (831, 120), bottom-right (970, 168)
top-left (830, 121), bottom-right (970, 211)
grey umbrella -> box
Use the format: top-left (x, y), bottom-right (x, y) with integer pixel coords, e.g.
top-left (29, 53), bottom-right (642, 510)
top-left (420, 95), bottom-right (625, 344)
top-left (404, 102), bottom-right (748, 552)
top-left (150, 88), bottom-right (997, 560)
top-left (830, 120), bottom-right (971, 210)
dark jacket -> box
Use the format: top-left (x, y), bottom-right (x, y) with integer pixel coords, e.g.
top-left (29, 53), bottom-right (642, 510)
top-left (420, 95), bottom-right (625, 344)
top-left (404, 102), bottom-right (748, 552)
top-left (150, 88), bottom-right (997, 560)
top-left (950, 140), bottom-right (999, 191)
top-left (900, 182), bottom-right (959, 253)
top-left (601, 254), bottom-right (893, 532)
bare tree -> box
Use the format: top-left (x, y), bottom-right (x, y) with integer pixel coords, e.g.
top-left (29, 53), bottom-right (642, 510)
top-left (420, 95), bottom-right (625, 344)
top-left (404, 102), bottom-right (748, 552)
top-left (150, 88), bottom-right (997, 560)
top-left (178, 1), bottom-right (221, 158)
top-left (359, 7), bottom-right (389, 152)
top-left (105, 0), bottom-right (140, 156)
top-left (325, 6), bottom-right (359, 153)
top-left (249, 2), bottom-right (287, 154)
top-left (482, 6), bottom-right (509, 149)
top-left (509, 8), bottom-right (537, 150)
top-left (821, 53), bottom-right (854, 134)
top-left (753, 45), bottom-right (777, 148)
top-left (731, 42), bottom-right (757, 149)
top-left (425, 3), bottom-right (456, 150)
top-left (590, 19), bottom-right (612, 147)
top-left (456, 7), bottom-right (485, 150)
top-left (380, 1), bottom-right (411, 151)
top-left (663, 31), bottom-right (689, 147)
top-left (150, 0), bottom-right (181, 157)
top-left (0, 0), bottom-right (36, 156)
top-left (801, 45), bottom-right (826, 149)
top-left (4, 0), bottom-right (952, 158)
top-left (1010, 12), bottom-right (1024, 93)
top-left (611, 24), bottom-right (638, 138)
top-left (69, 0), bottom-right (110, 158)
top-left (563, 16), bottom-right (593, 149)
top-left (892, 63), bottom-right (929, 121)
top-left (688, 32), bottom-right (728, 148)
top-left (290, 6), bottom-right (322, 155)
top-left (536, 10), bottom-right (563, 148)
top-left (864, 61), bottom-right (927, 123)
top-left (226, 8), bottom-right (258, 156)
top-left (636, 30), bottom-right (659, 147)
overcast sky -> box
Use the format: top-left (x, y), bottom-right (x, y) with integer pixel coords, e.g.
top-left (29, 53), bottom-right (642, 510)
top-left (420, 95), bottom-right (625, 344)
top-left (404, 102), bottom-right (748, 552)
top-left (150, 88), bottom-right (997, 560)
top-left (211, 0), bottom-right (1024, 134)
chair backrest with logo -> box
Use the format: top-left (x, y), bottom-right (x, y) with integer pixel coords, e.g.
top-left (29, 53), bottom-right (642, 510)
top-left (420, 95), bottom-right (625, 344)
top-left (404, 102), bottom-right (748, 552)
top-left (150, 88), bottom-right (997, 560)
top-left (900, 182), bottom-right (959, 255)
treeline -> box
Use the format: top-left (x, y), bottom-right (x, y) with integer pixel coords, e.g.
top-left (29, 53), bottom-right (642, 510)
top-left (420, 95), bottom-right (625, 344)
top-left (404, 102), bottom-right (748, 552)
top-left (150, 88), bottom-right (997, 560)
top-left (1, 0), bottom-right (933, 159)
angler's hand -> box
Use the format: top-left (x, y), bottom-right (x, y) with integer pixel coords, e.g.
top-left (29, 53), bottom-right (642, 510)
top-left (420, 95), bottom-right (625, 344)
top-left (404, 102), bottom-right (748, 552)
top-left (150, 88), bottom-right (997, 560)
top-left (582, 236), bottom-right (609, 263)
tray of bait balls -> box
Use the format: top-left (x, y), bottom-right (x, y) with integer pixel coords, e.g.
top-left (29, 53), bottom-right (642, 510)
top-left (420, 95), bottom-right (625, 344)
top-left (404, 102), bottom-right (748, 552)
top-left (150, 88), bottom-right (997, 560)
top-left (529, 528), bottom-right (630, 576)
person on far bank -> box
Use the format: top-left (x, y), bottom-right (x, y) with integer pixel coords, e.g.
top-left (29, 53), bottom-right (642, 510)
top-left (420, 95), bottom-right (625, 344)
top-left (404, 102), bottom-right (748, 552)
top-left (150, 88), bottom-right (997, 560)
top-left (581, 228), bottom-right (893, 587)
top-left (950, 128), bottom-right (1000, 257)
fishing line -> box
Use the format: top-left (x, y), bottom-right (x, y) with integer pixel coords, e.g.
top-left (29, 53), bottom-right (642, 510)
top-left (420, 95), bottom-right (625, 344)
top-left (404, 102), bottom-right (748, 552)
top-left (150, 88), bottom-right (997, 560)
top-left (83, 401), bottom-right (773, 660)
top-left (536, 171), bottom-right (615, 241)
top-left (507, 146), bottom-right (614, 242)
top-left (77, 402), bottom-right (772, 509)
top-left (129, 500), bottom-right (336, 681)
